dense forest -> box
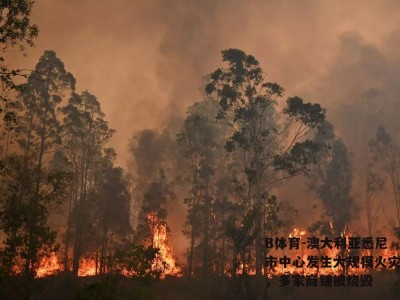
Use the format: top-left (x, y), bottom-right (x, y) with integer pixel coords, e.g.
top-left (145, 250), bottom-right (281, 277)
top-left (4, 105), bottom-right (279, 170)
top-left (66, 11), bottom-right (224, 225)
top-left (0, 1), bottom-right (399, 299)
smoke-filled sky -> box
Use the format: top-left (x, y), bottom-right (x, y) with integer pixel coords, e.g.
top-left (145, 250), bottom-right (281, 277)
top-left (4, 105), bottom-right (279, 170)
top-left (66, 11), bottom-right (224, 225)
top-left (10, 0), bottom-right (400, 169)
top-left (9, 0), bottom-right (400, 263)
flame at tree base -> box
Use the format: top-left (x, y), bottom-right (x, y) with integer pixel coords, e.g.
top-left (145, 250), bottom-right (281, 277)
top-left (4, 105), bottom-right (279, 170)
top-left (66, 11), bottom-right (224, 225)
top-left (14, 225), bottom-right (397, 279)
top-left (147, 212), bottom-right (181, 278)
top-left (31, 212), bottom-right (182, 279)
top-left (34, 254), bottom-right (96, 278)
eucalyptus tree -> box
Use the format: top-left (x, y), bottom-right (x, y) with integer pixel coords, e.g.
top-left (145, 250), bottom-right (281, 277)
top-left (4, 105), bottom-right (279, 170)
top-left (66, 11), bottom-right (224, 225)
top-left (128, 127), bottom-right (178, 230)
top-left (0, 0), bottom-right (38, 151)
top-left (300, 121), bottom-right (360, 280)
top-left (369, 126), bottom-right (400, 229)
top-left (134, 169), bottom-right (174, 245)
top-left (0, 0), bottom-right (38, 52)
top-left (205, 48), bottom-right (326, 279)
top-left (177, 100), bottom-right (226, 278)
top-left (0, 50), bottom-right (74, 281)
top-left (61, 90), bottom-right (114, 275)
top-left (0, 0), bottom-right (38, 91)
top-left (306, 124), bottom-right (357, 276)
top-left (91, 148), bottom-right (131, 274)
top-left (310, 138), bottom-right (356, 237)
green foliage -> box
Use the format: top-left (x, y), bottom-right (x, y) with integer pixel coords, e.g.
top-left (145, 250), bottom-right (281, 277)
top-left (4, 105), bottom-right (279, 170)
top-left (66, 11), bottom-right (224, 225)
top-left (113, 244), bottom-right (160, 279)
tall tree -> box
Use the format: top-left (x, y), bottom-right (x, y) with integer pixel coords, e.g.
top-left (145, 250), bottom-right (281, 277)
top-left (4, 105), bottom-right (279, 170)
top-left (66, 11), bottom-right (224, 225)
top-left (0, 50), bottom-right (74, 284)
top-left (135, 169), bottom-right (174, 245)
top-left (177, 101), bottom-right (225, 278)
top-left (91, 148), bottom-right (131, 274)
top-left (0, 0), bottom-right (38, 132)
top-left (0, 0), bottom-right (38, 205)
top-left (128, 127), bottom-right (178, 230)
top-left (0, 0), bottom-right (38, 52)
top-left (369, 126), bottom-right (400, 229)
top-left (310, 139), bottom-right (356, 237)
top-left (205, 48), bottom-right (326, 284)
top-left (335, 89), bottom-right (389, 237)
top-left (61, 90), bottom-right (114, 275)
top-left (307, 121), bottom-right (357, 237)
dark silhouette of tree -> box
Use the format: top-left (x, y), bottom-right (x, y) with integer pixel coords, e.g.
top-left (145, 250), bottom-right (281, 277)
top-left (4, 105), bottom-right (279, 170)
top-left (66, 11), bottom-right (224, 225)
top-left (91, 148), bottom-right (131, 274)
top-left (135, 170), bottom-right (174, 246)
top-left (0, 51), bottom-right (74, 291)
top-left (205, 49), bottom-right (326, 286)
top-left (177, 101), bottom-right (224, 278)
top-left (0, 0), bottom-right (38, 133)
top-left (369, 126), bottom-right (400, 229)
top-left (61, 90), bottom-right (114, 276)
top-left (308, 121), bottom-right (357, 237)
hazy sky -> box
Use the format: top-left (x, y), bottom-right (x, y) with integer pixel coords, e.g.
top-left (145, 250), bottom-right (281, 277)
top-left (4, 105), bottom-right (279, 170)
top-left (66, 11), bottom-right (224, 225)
top-left (9, 0), bottom-right (400, 261)
top-left (10, 0), bottom-right (400, 169)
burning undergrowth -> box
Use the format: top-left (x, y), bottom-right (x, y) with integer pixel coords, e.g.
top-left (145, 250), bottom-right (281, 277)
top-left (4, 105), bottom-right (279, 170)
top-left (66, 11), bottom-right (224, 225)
top-left (1, 3), bottom-right (400, 298)
top-left (7, 212), bottom-right (181, 279)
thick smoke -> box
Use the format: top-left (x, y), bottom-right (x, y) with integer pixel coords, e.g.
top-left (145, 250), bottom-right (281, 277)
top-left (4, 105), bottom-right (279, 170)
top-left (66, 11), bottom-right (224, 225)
top-left (9, 0), bottom-right (400, 165)
top-left (9, 0), bottom-right (400, 259)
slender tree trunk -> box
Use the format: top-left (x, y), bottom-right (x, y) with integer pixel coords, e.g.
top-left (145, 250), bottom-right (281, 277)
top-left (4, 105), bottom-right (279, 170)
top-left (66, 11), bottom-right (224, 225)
top-left (24, 106), bottom-right (48, 297)
top-left (63, 186), bottom-right (74, 272)
top-left (100, 210), bottom-right (109, 274)
top-left (389, 173), bottom-right (400, 227)
top-left (202, 185), bottom-right (211, 278)
top-left (188, 156), bottom-right (198, 279)
top-left (72, 142), bottom-right (87, 276)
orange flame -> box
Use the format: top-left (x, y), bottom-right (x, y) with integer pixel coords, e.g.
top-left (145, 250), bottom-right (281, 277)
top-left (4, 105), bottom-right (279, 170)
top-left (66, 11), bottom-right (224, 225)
top-left (34, 255), bottom-right (96, 277)
top-left (16, 225), bottom-right (398, 279)
top-left (36, 253), bottom-right (61, 278)
top-left (78, 258), bottom-right (97, 277)
top-left (147, 212), bottom-right (181, 278)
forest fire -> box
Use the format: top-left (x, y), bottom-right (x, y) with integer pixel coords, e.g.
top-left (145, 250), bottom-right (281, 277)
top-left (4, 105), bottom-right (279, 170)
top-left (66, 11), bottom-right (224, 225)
top-left (30, 226), bottom-right (397, 279)
top-left (27, 212), bottom-right (182, 279)
top-left (147, 212), bottom-right (181, 278)
top-left (36, 253), bottom-right (61, 278)
top-left (3, 1), bottom-right (400, 298)
top-left (77, 258), bottom-right (97, 277)
top-left (9, 255), bottom-right (97, 278)
top-left (35, 256), bottom-right (96, 278)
